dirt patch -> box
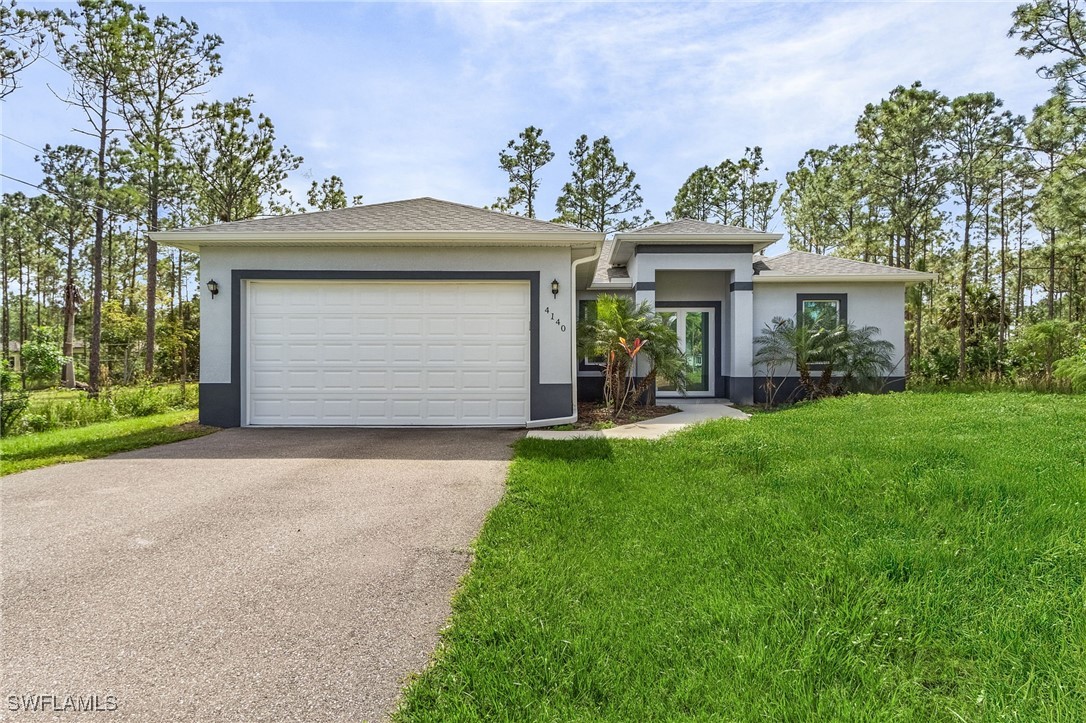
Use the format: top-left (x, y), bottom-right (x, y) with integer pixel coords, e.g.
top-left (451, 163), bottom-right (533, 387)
top-left (565, 402), bottom-right (681, 430)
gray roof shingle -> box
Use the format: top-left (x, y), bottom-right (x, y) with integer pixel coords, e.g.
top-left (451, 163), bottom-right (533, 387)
top-left (168, 197), bottom-right (594, 235)
top-left (627, 218), bottom-right (766, 235)
top-left (760, 250), bottom-right (933, 277)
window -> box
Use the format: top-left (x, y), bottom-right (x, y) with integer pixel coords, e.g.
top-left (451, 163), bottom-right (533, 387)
top-left (801, 299), bottom-right (840, 328)
top-left (796, 293), bottom-right (848, 366)
top-left (578, 299), bottom-right (605, 366)
top-left (796, 294), bottom-right (847, 328)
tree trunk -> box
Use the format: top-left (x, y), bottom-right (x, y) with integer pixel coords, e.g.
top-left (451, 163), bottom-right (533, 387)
top-left (1048, 228), bottom-right (1057, 320)
top-left (62, 238), bottom-right (77, 388)
top-left (1016, 213), bottom-right (1025, 320)
top-left (958, 197), bottom-right (971, 380)
top-left (17, 239), bottom-right (25, 345)
top-left (998, 173), bottom-right (1007, 373)
top-left (1, 215), bottom-right (9, 370)
top-left (146, 201), bottom-right (158, 377)
top-left (89, 79), bottom-right (108, 395)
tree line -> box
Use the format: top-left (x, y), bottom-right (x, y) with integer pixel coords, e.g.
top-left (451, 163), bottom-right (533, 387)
top-left (0, 0), bottom-right (360, 391)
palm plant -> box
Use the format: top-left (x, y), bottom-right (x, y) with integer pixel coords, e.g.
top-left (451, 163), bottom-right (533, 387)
top-left (578, 295), bottom-right (689, 417)
top-left (754, 314), bottom-right (895, 401)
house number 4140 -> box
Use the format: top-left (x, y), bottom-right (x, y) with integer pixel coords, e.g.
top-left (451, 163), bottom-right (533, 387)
top-left (544, 307), bottom-right (566, 332)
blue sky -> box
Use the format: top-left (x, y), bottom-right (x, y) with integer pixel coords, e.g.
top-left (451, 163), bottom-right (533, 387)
top-left (0, 1), bottom-right (1057, 251)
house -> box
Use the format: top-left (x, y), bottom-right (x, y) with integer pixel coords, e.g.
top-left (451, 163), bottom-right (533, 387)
top-left (154, 198), bottom-right (933, 428)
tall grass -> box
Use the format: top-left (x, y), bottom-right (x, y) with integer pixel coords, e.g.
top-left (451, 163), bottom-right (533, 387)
top-left (12, 384), bottom-right (198, 436)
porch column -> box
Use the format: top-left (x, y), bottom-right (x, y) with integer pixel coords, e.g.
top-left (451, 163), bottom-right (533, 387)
top-left (729, 281), bottom-right (755, 404)
top-left (633, 265), bottom-right (656, 380)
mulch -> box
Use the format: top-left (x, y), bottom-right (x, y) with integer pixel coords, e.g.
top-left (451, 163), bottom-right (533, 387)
top-left (573, 402), bottom-right (681, 430)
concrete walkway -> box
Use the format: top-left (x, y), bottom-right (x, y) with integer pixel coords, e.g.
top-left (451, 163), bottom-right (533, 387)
top-left (527, 401), bottom-right (749, 441)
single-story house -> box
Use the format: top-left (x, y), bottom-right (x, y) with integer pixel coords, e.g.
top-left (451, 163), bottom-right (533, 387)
top-left (154, 197), bottom-right (933, 428)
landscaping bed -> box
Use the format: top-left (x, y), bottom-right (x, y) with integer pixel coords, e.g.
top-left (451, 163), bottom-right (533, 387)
top-left (559, 401), bottom-right (681, 430)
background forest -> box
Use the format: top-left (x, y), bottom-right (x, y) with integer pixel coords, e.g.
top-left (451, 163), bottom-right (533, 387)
top-left (2, 0), bottom-right (1086, 396)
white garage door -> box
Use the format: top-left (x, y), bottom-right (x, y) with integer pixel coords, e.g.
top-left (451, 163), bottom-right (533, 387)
top-left (246, 280), bottom-right (531, 426)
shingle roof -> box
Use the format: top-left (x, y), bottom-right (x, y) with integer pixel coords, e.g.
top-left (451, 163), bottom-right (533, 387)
top-left (627, 218), bottom-right (765, 235)
top-left (759, 250), bottom-right (934, 278)
top-left (168, 197), bottom-right (594, 235)
top-left (590, 237), bottom-right (633, 286)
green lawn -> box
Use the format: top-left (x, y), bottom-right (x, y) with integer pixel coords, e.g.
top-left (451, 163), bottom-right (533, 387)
top-left (397, 392), bottom-right (1086, 721)
top-left (0, 409), bottom-right (215, 476)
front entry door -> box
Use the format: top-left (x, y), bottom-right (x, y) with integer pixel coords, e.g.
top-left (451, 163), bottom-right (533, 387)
top-left (657, 307), bottom-right (713, 396)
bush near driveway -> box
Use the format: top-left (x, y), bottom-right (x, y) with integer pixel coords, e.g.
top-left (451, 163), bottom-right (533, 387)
top-left (5, 383), bottom-right (198, 436)
top-left (397, 392), bottom-right (1086, 721)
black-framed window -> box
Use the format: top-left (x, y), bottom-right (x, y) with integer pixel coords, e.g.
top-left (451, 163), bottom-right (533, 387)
top-left (796, 293), bottom-right (847, 366)
top-left (578, 299), bottom-right (605, 367)
top-left (796, 293), bottom-right (848, 328)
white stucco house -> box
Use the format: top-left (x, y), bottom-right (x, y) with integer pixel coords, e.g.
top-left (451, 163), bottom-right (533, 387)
top-left (154, 197), bottom-right (933, 428)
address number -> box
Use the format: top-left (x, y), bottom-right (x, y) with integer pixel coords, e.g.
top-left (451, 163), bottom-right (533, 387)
top-left (544, 307), bottom-right (567, 332)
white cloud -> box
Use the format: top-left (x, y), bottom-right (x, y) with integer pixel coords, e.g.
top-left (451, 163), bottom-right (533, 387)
top-left (2, 0), bottom-right (1056, 237)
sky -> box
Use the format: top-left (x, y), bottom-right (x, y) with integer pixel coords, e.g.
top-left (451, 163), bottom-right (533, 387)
top-left (0, 1), bottom-right (1059, 254)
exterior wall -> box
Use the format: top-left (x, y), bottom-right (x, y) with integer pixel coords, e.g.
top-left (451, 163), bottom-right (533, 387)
top-left (632, 249), bottom-right (755, 403)
top-left (751, 281), bottom-right (909, 381)
top-left (199, 244), bottom-right (576, 426)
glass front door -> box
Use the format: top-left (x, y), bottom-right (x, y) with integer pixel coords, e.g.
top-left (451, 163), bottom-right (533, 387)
top-left (657, 308), bottom-right (713, 396)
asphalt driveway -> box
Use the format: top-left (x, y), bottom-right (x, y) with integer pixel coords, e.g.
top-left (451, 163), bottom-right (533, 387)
top-left (1, 428), bottom-right (521, 722)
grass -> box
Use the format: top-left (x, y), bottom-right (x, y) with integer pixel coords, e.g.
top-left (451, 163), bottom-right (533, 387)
top-left (6, 382), bottom-right (199, 436)
top-left (0, 409), bottom-right (215, 476)
top-left (397, 392), bottom-right (1086, 721)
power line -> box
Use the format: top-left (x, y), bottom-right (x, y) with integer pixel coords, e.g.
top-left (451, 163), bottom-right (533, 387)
top-left (0, 133), bottom-right (44, 154)
top-left (0, 172), bottom-right (144, 227)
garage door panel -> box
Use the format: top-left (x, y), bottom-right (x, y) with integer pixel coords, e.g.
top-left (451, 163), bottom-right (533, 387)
top-left (357, 318), bottom-right (388, 336)
top-left (247, 281), bottom-right (531, 426)
top-left (391, 317), bottom-right (424, 336)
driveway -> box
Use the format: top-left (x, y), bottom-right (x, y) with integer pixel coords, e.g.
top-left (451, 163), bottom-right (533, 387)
top-left (0, 428), bottom-right (521, 722)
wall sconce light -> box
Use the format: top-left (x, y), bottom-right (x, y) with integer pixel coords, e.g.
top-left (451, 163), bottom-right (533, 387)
top-left (207, 279), bottom-right (220, 299)
top-left (550, 278), bottom-right (560, 298)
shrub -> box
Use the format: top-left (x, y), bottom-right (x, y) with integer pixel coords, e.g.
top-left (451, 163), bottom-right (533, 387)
top-left (1054, 341), bottom-right (1086, 391)
top-left (20, 327), bottom-right (70, 387)
top-left (577, 295), bottom-right (689, 417)
top-left (754, 314), bottom-right (895, 404)
top-left (0, 360), bottom-right (29, 437)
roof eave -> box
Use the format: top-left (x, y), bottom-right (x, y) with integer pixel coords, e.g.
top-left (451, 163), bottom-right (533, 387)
top-left (754, 272), bottom-right (937, 284)
top-left (609, 234), bottom-right (776, 264)
top-left (612, 232), bottom-right (781, 245)
top-left (153, 230), bottom-right (604, 251)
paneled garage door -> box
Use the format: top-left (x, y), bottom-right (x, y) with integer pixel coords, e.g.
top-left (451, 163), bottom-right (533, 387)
top-left (246, 280), bottom-right (531, 426)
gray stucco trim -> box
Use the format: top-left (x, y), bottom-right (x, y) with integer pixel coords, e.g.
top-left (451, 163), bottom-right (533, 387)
top-left (199, 383), bottom-right (240, 427)
top-left (636, 244), bottom-right (754, 255)
top-left (654, 300), bottom-right (726, 399)
top-left (796, 292), bottom-right (849, 323)
top-left (634, 281), bottom-right (656, 291)
top-left (215, 269), bottom-right (565, 427)
top-left (730, 281), bottom-right (754, 291)
top-left (533, 383), bottom-right (574, 419)
top-left (752, 375), bottom-right (905, 404)
top-left (726, 376), bottom-right (755, 405)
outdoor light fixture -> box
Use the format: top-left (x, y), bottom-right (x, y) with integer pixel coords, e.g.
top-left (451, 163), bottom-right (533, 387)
top-left (551, 278), bottom-right (560, 298)
top-left (207, 279), bottom-right (220, 299)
